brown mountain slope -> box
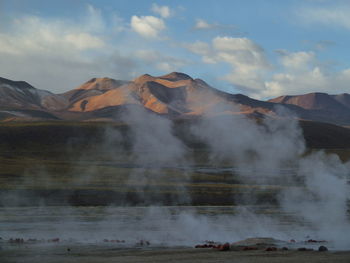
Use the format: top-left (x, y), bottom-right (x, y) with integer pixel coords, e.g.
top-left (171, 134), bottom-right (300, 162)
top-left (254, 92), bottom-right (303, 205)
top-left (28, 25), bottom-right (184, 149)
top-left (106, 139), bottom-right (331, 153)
top-left (67, 72), bottom-right (300, 120)
top-left (62, 77), bottom-right (129, 105)
top-left (269, 92), bottom-right (350, 125)
top-left (67, 73), bottom-right (231, 116)
top-left (268, 92), bottom-right (348, 111)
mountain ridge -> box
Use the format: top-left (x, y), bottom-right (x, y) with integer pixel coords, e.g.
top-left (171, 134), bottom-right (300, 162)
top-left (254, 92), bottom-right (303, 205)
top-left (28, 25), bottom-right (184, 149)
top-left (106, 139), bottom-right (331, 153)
top-left (1, 72), bottom-right (350, 126)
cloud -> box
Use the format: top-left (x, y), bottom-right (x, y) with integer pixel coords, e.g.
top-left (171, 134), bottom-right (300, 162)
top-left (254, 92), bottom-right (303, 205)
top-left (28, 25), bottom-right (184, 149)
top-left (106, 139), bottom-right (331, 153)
top-left (187, 37), bottom-right (269, 68)
top-left (258, 46), bottom-right (350, 97)
top-left (264, 68), bottom-right (327, 98)
top-left (193, 19), bottom-right (238, 32)
top-left (84, 4), bottom-right (106, 32)
top-left (185, 41), bottom-right (215, 63)
top-left (298, 5), bottom-right (350, 29)
top-left (131, 15), bottom-right (166, 38)
top-left (248, 49), bottom-right (350, 99)
top-left (186, 37), bottom-right (270, 93)
top-left (64, 33), bottom-right (104, 50)
top-left (0, 15), bottom-right (106, 55)
top-left (187, 36), bottom-right (350, 99)
top-left (193, 19), bottom-right (215, 30)
top-left (261, 50), bottom-right (350, 98)
top-left (0, 5), bottom-right (138, 92)
top-left (151, 4), bottom-right (171, 18)
top-left (278, 50), bottom-right (315, 71)
top-left (135, 49), bottom-right (189, 72)
top-left (264, 65), bottom-right (350, 99)
top-left (192, 19), bottom-right (243, 37)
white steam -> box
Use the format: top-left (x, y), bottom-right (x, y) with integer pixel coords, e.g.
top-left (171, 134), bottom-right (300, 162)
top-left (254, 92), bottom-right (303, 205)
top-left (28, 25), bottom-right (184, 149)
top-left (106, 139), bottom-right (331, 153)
top-left (188, 103), bottom-right (350, 249)
top-left (121, 105), bottom-right (190, 204)
top-left (1, 101), bottom-right (349, 250)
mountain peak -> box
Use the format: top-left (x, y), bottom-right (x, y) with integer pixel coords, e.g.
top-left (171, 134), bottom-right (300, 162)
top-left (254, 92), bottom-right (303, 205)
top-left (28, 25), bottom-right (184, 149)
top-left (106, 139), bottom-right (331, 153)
top-left (159, 72), bottom-right (192, 81)
top-left (133, 72), bottom-right (193, 86)
top-left (133, 74), bottom-right (155, 84)
top-left (78, 77), bottom-right (127, 91)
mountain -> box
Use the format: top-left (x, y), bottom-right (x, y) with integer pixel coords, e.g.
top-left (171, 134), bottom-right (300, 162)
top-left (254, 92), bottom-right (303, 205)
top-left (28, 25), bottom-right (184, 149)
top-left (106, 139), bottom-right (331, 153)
top-left (0, 77), bottom-right (68, 111)
top-left (62, 77), bottom-right (129, 108)
top-left (268, 92), bottom-right (349, 111)
top-left (61, 72), bottom-right (307, 121)
top-left (0, 77), bottom-right (68, 121)
top-left (268, 92), bottom-right (350, 125)
top-left (1, 73), bottom-right (350, 126)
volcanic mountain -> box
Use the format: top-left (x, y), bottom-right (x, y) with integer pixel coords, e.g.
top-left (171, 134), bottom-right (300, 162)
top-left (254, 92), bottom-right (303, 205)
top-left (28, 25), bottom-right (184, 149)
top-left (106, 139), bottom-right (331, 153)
top-left (0, 72), bottom-right (350, 126)
top-left (59, 72), bottom-right (306, 121)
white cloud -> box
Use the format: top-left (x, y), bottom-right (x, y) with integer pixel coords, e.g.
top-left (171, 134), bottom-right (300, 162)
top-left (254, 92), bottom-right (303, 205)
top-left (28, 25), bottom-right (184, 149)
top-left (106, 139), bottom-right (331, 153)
top-left (263, 64), bottom-right (350, 99)
top-left (213, 37), bottom-right (269, 92)
top-left (253, 52), bottom-right (350, 99)
top-left (194, 19), bottom-right (214, 30)
top-left (299, 5), bottom-right (350, 29)
top-left (151, 4), bottom-right (171, 18)
top-left (192, 19), bottom-right (241, 36)
top-left (264, 68), bottom-right (328, 98)
top-left (64, 33), bottom-right (104, 50)
top-left (0, 13), bottom-right (106, 56)
top-left (131, 15), bottom-right (166, 38)
top-left (279, 51), bottom-right (315, 71)
top-left (260, 50), bottom-right (350, 98)
top-left (185, 41), bottom-right (215, 63)
top-left (0, 6), bottom-right (138, 92)
top-left (212, 37), bottom-right (268, 68)
top-left (187, 36), bottom-right (350, 99)
top-left (84, 4), bottom-right (105, 32)
top-left (186, 37), bottom-right (269, 93)
top-left (135, 49), bottom-right (189, 72)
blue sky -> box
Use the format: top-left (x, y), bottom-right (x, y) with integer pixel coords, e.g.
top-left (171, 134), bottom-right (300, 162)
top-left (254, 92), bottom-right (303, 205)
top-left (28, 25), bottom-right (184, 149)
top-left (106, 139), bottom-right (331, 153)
top-left (1, 0), bottom-right (350, 99)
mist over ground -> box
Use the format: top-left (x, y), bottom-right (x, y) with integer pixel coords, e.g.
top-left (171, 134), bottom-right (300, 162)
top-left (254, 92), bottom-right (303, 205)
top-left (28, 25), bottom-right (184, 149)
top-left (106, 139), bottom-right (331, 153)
top-left (2, 102), bottom-right (349, 251)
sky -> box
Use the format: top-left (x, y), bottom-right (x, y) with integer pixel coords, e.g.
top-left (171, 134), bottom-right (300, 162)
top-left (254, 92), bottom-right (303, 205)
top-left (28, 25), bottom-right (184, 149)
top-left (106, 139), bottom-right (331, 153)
top-left (1, 0), bottom-right (350, 99)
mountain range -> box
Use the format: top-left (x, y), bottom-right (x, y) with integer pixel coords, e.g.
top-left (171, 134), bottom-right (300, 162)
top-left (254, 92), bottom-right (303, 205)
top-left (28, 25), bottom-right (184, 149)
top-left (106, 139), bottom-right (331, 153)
top-left (1, 73), bottom-right (350, 126)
